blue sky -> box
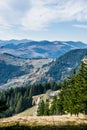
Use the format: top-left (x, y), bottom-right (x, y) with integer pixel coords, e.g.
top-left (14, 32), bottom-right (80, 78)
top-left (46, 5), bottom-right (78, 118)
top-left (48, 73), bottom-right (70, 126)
top-left (0, 0), bottom-right (87, 42)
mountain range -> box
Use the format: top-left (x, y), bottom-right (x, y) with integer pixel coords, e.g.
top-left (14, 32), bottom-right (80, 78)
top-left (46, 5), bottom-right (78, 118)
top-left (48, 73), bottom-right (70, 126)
top-left (0, 40), bottom-right (87, 58)
top-left (0, 47), bottom-right (87, 90)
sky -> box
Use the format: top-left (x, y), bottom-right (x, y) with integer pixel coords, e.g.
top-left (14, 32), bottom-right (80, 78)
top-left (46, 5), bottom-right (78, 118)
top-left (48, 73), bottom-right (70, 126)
top-left (0, 0), bottom-right (87, 42)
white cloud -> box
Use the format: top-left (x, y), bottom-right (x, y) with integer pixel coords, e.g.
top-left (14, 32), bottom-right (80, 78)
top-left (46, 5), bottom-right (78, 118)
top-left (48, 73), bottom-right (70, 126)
top-left (0, 0), bottom-right (30, 26)
top-left (0, 0), bottom-right (87, 30)
top-left (73, 24), bottom-right (87, 29)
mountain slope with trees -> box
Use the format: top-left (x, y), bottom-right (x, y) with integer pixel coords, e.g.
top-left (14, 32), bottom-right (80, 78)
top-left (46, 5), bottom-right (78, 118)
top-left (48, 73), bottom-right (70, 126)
top-left (46, 48), bottom-right (87, 81)
top-left (37, 55), bottom-right (87, 116)
top-left (0, 82), bottom-right (60, 118)
top-left (0, 52), bottom-right (87, 118)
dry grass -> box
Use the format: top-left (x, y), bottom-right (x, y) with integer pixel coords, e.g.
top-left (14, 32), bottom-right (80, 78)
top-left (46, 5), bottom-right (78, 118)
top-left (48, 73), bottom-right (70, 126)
top-left (0, 114), bottom-right (87, 128)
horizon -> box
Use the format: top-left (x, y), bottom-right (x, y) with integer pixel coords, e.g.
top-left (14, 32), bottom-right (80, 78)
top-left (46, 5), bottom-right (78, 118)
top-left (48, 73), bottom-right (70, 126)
top-left (0, 38), bottom-right (87, 44)
top-left (0, 0), bottom-right (87, 42)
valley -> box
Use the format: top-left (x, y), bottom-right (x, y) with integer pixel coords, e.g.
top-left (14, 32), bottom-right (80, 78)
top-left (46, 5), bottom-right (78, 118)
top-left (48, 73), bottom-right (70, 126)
top-left (0, 48), bottom-right (87, 90)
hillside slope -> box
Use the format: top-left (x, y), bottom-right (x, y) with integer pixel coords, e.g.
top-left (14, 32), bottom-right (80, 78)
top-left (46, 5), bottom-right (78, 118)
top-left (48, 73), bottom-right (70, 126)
top-left (45, 48), bottom-right (87, 81)
top-left (0, 54), bottom-right (52, 90)
top-left (0, 53), bottom-right (34, 85)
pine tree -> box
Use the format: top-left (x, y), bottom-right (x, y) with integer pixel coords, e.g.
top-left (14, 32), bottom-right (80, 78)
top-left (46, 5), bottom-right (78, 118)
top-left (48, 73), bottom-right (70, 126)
top-left (57, 60), bottom-right (87, 115)
top-left (56, 91), bottom-right (65, 115)
top-left (77, 61), bottom-right (87, 114)
top-left (44, 103), bottom-right (49, 115)
top-left (37, 100), bottom-right (45, 116)
top-left (50, 96), bottom-right (58, 115)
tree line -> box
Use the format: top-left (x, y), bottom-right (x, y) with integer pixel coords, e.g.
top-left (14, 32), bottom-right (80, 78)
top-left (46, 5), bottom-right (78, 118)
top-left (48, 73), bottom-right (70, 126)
top-left (0, 82), bottom-right (61, 118)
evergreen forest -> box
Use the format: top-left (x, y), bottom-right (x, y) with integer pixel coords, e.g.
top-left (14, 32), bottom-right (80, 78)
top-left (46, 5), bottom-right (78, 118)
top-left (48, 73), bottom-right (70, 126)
top-left (37, 59), bottom-right (87, 116)
top-left (0, 82), bottom-right (60, 117)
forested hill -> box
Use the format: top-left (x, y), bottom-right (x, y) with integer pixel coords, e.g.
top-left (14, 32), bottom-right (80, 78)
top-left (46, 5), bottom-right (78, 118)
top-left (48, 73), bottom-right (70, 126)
top-left (37, 55), bottom-right (87, 116)
top-left (0, 82), bottom-right (60, 118)
top-left (46, 48), bottom-right (87, 81)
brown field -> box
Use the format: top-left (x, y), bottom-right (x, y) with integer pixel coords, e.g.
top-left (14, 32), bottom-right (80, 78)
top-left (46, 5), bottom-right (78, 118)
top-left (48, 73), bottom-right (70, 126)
top-left (0, 114), bottom-right (87, 128)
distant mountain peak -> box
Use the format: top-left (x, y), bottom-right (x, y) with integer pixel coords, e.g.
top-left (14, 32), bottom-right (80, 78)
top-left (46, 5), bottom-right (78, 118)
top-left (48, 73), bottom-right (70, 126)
top-left (0, 40), bottom-right (87, 59)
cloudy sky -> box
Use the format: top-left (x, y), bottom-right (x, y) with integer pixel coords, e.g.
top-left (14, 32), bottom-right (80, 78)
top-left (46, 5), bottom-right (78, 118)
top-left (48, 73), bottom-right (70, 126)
top-left (0, 0), bottom-right (87, 42)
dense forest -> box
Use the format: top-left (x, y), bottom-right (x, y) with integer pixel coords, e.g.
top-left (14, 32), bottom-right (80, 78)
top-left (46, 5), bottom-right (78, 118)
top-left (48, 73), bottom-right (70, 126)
top-left (37, 57), bottom-right (87, 116)
top-left (0, 82), bottom-right (60, 118)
